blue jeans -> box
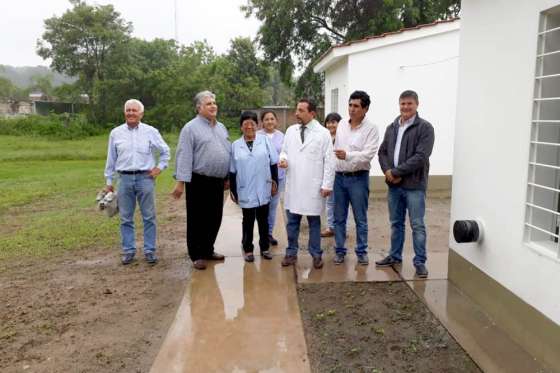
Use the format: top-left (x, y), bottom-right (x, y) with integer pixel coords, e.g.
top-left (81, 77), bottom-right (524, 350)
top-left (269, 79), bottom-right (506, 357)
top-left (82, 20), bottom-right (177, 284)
top-left (285, 210), bottom-right (322, 258)
top-left (268, 178), bottom-right (285, 235)
top-left (387, 186), bottom-right (427, 265)
top-left (117, 173), bottom-right (156, 255)
top-left (334, 172), bottom-right (369, 256)
top-left (326, 193), bottom-right (335, 229)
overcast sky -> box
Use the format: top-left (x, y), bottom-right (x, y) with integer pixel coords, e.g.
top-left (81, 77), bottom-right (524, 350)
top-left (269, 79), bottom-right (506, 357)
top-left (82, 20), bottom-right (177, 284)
top-left (0, 0), bottom-right (261, 67)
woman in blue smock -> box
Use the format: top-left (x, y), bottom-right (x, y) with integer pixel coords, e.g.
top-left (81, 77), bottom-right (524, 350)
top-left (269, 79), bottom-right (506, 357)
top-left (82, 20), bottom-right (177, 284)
top-left (229, 111), bottom-right (279, 262)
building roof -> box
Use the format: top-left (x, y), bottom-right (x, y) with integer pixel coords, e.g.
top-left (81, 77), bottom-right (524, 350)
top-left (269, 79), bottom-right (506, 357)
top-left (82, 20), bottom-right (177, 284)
top-left (313, 18), bottom-right (460, 73)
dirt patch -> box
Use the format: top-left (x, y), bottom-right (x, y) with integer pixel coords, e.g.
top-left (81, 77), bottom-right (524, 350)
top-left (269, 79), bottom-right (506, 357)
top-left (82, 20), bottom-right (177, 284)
top-left (0, 198), bottom-right (190, 373)
top-left (298, 281), bottom-right (481, 373)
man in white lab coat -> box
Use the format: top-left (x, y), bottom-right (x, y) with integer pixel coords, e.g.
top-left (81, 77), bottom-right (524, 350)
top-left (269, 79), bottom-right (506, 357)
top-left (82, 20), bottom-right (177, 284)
top-left (279, 99), bottom-right (335, 269)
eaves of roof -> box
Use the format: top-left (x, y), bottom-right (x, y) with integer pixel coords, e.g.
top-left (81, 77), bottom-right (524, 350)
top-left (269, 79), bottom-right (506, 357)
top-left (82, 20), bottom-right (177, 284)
top-left (313, 18), bottom-right (460, 73)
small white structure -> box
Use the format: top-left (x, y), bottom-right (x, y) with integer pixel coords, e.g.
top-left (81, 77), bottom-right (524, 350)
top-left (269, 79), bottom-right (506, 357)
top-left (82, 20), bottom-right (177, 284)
top-left (450, 0), bottom-right (560, 368)
top-left (28, 91), bottom-right (47, 102)
top-left (314, 19), bottom-right (460, 177)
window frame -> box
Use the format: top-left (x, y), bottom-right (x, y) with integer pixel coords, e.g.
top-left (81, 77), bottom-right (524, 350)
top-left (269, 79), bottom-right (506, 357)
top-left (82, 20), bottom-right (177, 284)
top-left (525, 6), bottom-right (560, 261)
top-left (330, 88), bottom-right (339, 114)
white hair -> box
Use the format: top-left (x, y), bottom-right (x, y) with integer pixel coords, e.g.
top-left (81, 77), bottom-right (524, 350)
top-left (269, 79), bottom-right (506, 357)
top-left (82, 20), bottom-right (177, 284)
top-left (124, 99), bottom-right (144, 113)
top-left (194, 90), bottom-right (216, 110)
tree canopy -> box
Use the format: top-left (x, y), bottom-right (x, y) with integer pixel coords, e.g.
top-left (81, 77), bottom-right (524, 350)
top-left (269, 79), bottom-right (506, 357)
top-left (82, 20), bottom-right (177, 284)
top-left (0, 77), bottom-right (20, 100)
top-left (37, 0), bottom-right (131, 121)
top-left (34, 1), bottom-right (282, 132)
top-left (27, 0), bottom-right (461, 129)
top-left (243, 0), bottom-right (461, 100)
top-left (37, 0), bottom-right (131, 83)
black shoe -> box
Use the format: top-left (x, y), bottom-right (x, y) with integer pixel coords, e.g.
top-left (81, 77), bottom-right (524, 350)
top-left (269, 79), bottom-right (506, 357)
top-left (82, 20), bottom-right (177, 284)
top-left (333, 254), bottom-right (345, 265)
top-left (145, 252), bottom-right (158, 264)
top-left (375, 255), bottom-right (402, 267)
top-left (312, 256), bottom-right (323, 269)
top-left (121, 253), bottom-right (135, 265)
top-left (243, 252), bottom-right (255, 262)
top-left (281, 255), bottom-right (297, 266)
top-left (415, 264), bottom-right (429, 278)
top-left (208, 252), bottom-right (225, 260)
top-left (357, 254), bottom-right (369, 266)
top-left (261, 250), bottom-right (273, 260)
top-left (193, 259), bottom-right (207, 270)
top-left (268, 235), bottom-right (278, 246)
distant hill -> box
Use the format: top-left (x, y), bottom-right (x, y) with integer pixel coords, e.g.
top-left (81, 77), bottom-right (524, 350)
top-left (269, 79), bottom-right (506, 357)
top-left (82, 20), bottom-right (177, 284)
top-left (0, 65), bottom-right (75, 88)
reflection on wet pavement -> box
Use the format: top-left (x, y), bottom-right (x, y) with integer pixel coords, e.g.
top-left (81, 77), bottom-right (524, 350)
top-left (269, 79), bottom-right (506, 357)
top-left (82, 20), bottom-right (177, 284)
top-left (409, 280), bottom-right (551, 373)
top-left (295, 253), bottom-right (401, 283)
top-left (392, 251), bottom-right (449, 281)
top-left (151, 257), bottom-right (310, 373)
top-left (151, 198), bottom-right (549, 373)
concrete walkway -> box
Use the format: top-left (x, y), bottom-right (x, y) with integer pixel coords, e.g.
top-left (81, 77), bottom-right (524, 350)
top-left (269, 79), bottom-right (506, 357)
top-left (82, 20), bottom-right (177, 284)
top-left (150, 200), bottom-right (310, 373)
top-left (151, 198), bottom-right (549, 373)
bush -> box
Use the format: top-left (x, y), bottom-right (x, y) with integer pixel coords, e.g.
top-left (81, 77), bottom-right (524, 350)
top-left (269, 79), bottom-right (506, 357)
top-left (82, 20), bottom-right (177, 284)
top-left (221, 115), bottom-right (242, 140)
top-left (0, 114), bottom-right (108, 139)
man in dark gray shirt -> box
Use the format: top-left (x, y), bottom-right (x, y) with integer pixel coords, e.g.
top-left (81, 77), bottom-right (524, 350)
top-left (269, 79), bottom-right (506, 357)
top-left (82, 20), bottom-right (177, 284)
top-left (172, 90), bottom-right (231, 270)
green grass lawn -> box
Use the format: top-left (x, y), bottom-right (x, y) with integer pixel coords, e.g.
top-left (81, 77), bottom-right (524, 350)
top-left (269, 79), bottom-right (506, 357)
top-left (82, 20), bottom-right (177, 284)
top-left (0, 133), bottom-right (179, 260)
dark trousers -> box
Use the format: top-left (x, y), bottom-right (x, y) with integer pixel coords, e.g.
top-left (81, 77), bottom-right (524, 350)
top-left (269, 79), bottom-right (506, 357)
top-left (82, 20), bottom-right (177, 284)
top-left (241, 204), bottom-right (270, 253)
top-left (185, 173), bottom-right (224, 261)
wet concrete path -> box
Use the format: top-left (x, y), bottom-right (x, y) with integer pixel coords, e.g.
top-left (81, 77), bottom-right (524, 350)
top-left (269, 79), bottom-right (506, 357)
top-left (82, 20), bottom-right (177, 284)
top-left (150, 200), bottom-right (310, 373)
top-left (151, 198), bottom-right (549, 373)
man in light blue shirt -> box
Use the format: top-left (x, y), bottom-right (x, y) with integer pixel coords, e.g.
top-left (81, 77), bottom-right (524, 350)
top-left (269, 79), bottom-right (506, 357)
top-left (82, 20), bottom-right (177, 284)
top-left (104, 99), bottom-right (170, 265)
top-left (172, 91), bottom-right (231, 270)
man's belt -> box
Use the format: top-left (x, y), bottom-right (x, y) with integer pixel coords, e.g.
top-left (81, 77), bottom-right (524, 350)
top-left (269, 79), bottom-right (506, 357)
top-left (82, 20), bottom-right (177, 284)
top-left (336, 170), bottom-right (369, 177)
top-left (119, 170), bottom-right (149, 175)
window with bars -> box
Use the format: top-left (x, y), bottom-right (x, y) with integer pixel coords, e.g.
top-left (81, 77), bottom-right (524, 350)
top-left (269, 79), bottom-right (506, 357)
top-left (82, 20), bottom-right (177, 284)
top-left (331, 88), bottom-right (339, 113)
top-left (525, 5), bottom-right (560, 259)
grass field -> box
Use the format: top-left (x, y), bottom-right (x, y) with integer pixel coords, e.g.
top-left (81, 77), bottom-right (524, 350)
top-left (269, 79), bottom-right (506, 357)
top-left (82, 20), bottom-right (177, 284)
top-left (0, 133), bottom-right (179, 260)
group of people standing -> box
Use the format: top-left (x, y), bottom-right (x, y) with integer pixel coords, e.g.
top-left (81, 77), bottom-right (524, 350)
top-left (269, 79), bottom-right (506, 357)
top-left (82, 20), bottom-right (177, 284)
top-left (104, 88), bottom-right (434, 278)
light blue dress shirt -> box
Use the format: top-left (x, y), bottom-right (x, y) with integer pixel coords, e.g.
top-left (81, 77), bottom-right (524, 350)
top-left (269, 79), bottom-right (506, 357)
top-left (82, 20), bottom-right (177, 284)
top-left (104, 122), bottom-right (171, 185)
top-left (174, 115), bottom-right (231, 182)
top-left (230, 134), bottom-right (278, 208)
top-left (393, 115), bottom-right (416, 167)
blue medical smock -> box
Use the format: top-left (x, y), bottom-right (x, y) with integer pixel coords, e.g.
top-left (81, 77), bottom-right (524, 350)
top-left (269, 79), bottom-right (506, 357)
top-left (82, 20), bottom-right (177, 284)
top-left (230, 134), bottom-right (278, 208)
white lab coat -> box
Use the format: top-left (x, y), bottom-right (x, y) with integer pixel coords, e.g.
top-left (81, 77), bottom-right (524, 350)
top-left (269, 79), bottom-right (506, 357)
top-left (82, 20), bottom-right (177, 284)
top-left (280, 119), bottom-right (335, 216)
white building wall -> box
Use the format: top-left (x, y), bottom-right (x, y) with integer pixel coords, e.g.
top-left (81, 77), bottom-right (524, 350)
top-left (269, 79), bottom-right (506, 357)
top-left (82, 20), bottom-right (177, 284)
top-left (323, 58), bottom-right (348, 116)
top-left (347, 29), bottom-right (459, 176)
top-left (451, 0), bottom-right (560, 325)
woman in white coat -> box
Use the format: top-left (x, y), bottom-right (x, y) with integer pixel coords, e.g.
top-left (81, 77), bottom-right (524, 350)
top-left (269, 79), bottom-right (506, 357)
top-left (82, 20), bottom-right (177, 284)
top-left (278, 99), bottom-right (335, 269)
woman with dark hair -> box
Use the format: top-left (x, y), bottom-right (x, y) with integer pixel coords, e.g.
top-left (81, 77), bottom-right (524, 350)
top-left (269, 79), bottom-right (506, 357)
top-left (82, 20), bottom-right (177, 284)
top-left (257, 110), bottom-right (285, 245)
top-left (321, 112), bottom-right (342, 237)
top-left (230, 111), bottom-right (279, 262)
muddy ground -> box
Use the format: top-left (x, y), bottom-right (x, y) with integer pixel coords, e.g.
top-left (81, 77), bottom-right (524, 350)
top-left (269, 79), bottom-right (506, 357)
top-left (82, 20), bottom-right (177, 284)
top-left (298, 281), bottom-right (482, 373)
top-left (0, 195), bottom-right (452, 372)
top-left (0, 200), bottom-right (190, 373)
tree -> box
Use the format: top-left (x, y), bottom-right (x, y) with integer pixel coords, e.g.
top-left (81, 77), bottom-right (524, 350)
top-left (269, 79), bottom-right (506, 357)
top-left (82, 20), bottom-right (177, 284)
top-left (37, 0), bottom-right (132, 121)
top-left (265, 65), bottom-right (294, 106)
top-left (146, 41), bottom-right (219, 130)
top-left (0, 77), bottom-right (18, 99)
top-left (226, 37), bottom-right (269, 87)
top-left (53, 82), bottom-right (84, 104)
top-left (97, 38), bottom-right (180, 124)
top-left (29, 74), bottom-right (54, 99)
top-left (243, 0), bottom-right (461, 99)
top-left (294, 65), bottom-right (324, 104)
